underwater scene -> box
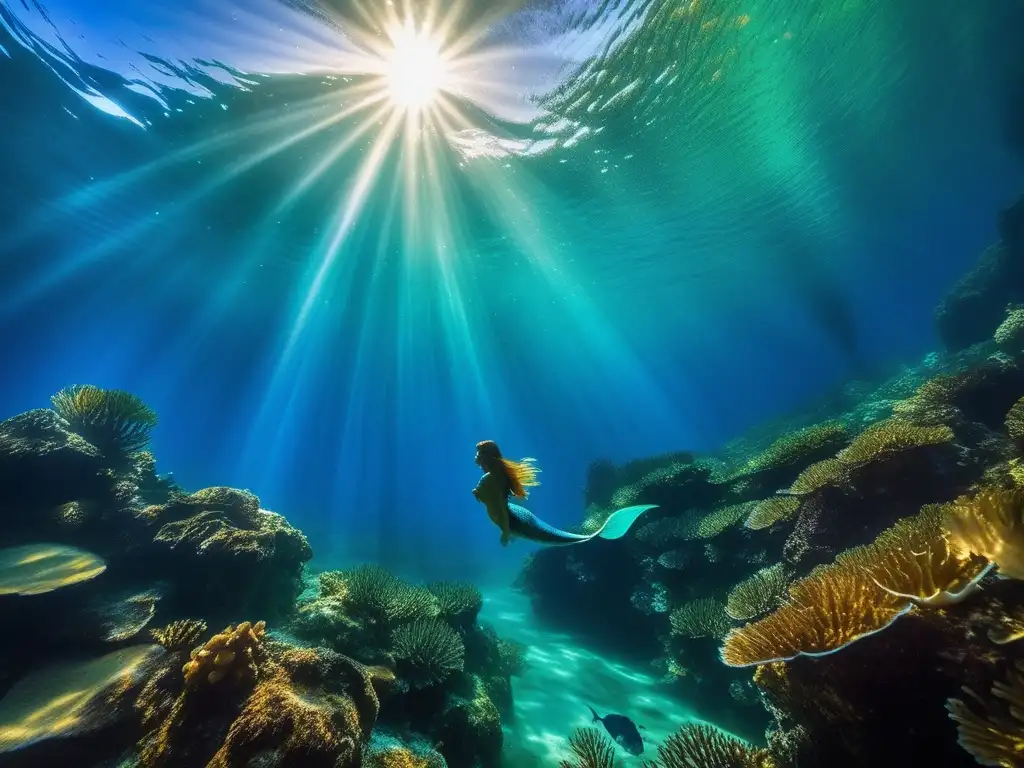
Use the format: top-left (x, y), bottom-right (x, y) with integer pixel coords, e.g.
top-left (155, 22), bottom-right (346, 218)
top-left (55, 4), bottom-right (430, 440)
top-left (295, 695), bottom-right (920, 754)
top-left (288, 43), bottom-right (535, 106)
top-left (2, 0), bottom-right (1024, 765)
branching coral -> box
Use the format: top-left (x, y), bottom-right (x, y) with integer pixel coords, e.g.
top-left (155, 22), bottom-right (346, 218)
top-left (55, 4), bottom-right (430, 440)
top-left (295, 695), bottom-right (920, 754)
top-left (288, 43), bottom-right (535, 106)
top-left (669, 597), bottom-right (732, 639)
top-left (182, 621), bottom-right (267, 687)
top-left (635, 513), bottom-right (701, 547)
top-left (558, 726), bottom-right (616, 768)
top-left (944, 487), bottom-right (1024, 579)
top-left (725, 564), bottom-right (791, 621)
top-left (745, 496), bottom-right (801, 530)
top-left (947, 660), bottom-right (1024, 767)
top-left (150, 620), bottom-right (208, 652)
top-left (427, 580), bottom-right (484, 626)
top-left (391, 618), bottom-right (465, 689)
top-left (51, 384), bottom-right (158, 457)
top-left (648, 723), bottom-right (773, 768)
top-left (741, 421), bottom-right (848, 474)
top-left (495, 638), bottom-right (528, 677)
top-left (694, 502), bottom-right (757, 539)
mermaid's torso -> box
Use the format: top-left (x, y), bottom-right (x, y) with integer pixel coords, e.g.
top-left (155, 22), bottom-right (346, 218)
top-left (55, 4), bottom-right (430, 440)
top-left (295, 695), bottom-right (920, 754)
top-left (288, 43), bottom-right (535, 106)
top-left (477, 471), bottom-right (592, 545)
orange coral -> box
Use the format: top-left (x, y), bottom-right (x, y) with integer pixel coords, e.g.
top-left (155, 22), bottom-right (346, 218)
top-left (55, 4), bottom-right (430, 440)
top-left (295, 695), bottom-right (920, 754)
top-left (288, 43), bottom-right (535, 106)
top-left (944, 487), bottom-right (1024, 580)
top-left (182, 620), bottom-right (266, 686)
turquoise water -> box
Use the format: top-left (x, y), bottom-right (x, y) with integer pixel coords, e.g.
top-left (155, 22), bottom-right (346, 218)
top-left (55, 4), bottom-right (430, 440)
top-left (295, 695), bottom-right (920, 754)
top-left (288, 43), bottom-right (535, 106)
top-left (1, 1), bottom-right (1023, 765)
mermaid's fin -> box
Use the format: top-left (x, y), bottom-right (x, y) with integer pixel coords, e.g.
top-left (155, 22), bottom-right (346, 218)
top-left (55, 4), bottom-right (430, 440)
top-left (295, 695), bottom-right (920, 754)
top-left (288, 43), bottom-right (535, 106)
top-left (597, 504), bottom-right (658, 539)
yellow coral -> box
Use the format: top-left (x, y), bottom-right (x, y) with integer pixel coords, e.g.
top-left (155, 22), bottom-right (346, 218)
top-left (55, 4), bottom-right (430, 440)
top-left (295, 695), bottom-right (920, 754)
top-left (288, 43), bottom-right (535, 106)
top-left (944, 487), bottom-right (1024, 580)
top-left (150, 620), bottom-right (207, 652)
top-left (947, 660), bottom-right (1024, 767)
top-left (745, 496), bottom-right (801, 530)
top-left (51, 384), bottom-right (158, 456)
top-left (836, 418), bottom-right (953, 466)
top-left (725, 564), bottom-right (791, 621)
top-left (720, 563), bottom-right (909, 667)
top-left (182, 621), bottom-right (266, 687)
top-left (839, 504), bottom-right (990, 606)
top-left (722, 504), bottom-right (987, 667)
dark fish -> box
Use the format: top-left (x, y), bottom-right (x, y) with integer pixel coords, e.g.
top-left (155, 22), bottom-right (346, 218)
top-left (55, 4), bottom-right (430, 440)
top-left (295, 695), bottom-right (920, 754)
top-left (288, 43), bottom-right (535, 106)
top-left (587, 705), bottom-right (645, 756)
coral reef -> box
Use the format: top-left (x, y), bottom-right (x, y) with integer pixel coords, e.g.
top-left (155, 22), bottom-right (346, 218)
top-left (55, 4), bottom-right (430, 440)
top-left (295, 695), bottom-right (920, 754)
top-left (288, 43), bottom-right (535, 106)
top-left (0, 386), bottom-right (523, 768)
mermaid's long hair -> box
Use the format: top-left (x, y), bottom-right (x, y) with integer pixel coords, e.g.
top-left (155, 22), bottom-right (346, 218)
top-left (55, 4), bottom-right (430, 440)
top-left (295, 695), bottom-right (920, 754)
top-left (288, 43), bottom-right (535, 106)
top-left (476, 440), bottom-right (541, 499)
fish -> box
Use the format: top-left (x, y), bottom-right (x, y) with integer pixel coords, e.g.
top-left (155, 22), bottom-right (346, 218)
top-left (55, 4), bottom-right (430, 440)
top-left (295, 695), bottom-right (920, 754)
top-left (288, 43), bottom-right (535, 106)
top-left (587, 705), bottom-right (645, 756)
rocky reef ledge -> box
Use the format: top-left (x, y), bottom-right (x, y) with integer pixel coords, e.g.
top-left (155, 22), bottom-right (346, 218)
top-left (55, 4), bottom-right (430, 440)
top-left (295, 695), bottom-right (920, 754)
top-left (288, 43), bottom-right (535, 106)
top-left (0, 385), bottom-right (526, 767)
top-left (522, 195), bottom-right (1024, 766)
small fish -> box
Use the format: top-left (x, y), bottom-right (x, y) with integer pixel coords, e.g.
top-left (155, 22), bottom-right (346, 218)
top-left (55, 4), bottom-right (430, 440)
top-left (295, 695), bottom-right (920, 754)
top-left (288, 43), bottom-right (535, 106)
top-left (587, 705), bottom-right (645, 756)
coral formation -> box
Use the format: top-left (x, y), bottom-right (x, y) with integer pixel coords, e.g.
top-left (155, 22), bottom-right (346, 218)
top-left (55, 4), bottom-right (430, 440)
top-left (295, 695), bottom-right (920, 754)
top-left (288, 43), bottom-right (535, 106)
top-left (947, 660), bottom-right (1024, 767)
top-left (182, 620), bottom-right (267, 687)
top-left (725, 564), bottom-right (790, 621)
top-left (944, 486), bottom-right (1024, 579)
top-left (558, 726), bottom-right (615, 768)
top-left (150, 619), bottom-right (207, 652)
top-left (648, 723), bottom-right (773, 767)
top-left (51, 384), bottom-right (158, 460)
top-left (391, 618), bottom-right (465, 689)
top-left (670, 598), bottom-right (732, 640)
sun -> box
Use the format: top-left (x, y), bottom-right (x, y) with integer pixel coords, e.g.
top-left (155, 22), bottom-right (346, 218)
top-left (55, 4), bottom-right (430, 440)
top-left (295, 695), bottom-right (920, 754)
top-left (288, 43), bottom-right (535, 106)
top-left (384, 21), bottom-right (448, 111)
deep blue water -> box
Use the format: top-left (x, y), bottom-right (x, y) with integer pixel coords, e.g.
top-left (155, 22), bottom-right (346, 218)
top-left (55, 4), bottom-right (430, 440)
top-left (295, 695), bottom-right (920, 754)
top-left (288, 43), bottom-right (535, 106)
top-left (1, 0), bottom-right (1022, 584)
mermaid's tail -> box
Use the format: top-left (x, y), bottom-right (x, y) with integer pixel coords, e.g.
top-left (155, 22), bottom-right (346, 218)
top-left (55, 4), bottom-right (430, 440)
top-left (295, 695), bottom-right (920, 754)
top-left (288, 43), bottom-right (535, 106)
top-left (507, 502), bottom-right (657, 545)
top-left (594, 504), bottom-right (658, 539)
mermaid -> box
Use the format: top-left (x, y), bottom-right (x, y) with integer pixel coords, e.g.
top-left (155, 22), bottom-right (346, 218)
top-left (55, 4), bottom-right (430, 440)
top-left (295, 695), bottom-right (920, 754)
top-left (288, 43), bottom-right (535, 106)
top-left (472, 439), bottom-right (657, 547)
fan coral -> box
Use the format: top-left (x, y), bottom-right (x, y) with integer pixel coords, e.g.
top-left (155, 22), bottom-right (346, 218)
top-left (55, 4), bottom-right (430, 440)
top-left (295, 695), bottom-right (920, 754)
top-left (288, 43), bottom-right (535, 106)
top-left (182, 620), bottom-right (267, 687)
top-left (944, 487), bottom-right (1024, 579)
top-left (694, 502), bottom-right (757, 539)
top-left (725, 563), bottom-right (791, 621)
top-left (1008, 397), bottom-right (1024, 441)
top-left (745, 496), bottom-right (801, 530)
top-left (669, 597), bottom-right (732, 639)
top-left (558, 726), bottom-right (616, 768)
top-left (427, 580), bottom-right (484, 626)
top-left (50, 384), bottom-right (158, 457)
top-left (836, 418), bottom-right (953, 466)
top-left (649, 723), bottom-right (773, 768)
top-left (391, 618), bottom-right (465, 688)
top-left (150, 620), bottom-right (208, 652)
top-left (741, 421), bottom-right (848, 474)
top-left (947, 660), bottom-right (1024, 767)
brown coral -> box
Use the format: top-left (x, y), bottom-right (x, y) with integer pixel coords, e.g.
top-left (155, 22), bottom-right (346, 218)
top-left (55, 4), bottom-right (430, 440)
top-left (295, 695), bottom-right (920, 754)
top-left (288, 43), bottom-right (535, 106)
top-left (788, 458), bottom-right (848, 495)
top-left (947, 660), bottom-right (1024, 767)
top-left (182, 620), bottom-right (267, 687)
top-left (741, 420), bottom-right (848, 474)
